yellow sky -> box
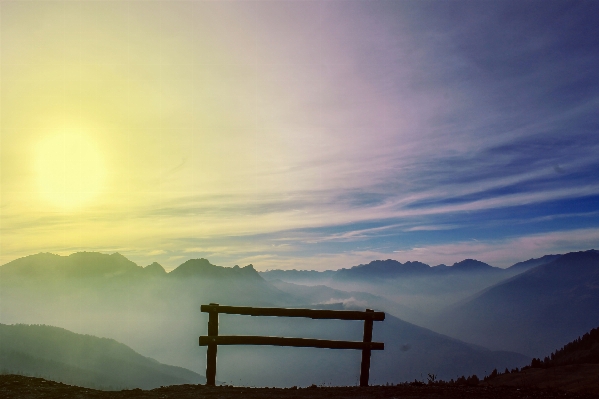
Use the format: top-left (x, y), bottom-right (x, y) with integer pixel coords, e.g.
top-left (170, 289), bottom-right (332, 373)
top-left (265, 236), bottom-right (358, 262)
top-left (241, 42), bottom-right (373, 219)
top-left (2, 3), bottom-right (248, 261)
top-left (4, 2), bottom-right (593, 271)
top-left (0, 2), bottom-right (367, 267)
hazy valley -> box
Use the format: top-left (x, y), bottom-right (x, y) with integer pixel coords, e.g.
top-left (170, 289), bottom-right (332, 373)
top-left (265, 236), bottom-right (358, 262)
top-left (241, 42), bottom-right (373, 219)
top-left (0, 323), bottom-right (202, 390)
top-left (1, 250), bottom-right (598, 388)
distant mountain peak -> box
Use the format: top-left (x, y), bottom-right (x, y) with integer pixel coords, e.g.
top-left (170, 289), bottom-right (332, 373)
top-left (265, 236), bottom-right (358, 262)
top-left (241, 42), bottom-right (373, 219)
top-left (144, 262), bottom-right (166, 275)
top-left (169, 258), bottom-right (261, 280)
top-left (450, 259), bottom-right (496, 270)
top-left (333, 259), bottom-right (431, 281)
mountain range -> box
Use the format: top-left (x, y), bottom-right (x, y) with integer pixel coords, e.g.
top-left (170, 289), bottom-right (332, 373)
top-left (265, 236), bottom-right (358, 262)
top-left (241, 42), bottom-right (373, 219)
top-left (1, 249), bottom-right (597, 387)
top-left (260, 255), bottom-right (562, 323)
top-left (260, 256), bottom-right (545, 283)
top-left (261, 250), bottom-right (599, 359)
top-left (0, 251), bottom-right (534, 386)
top-left (430, 250), bottom-right (599, 357)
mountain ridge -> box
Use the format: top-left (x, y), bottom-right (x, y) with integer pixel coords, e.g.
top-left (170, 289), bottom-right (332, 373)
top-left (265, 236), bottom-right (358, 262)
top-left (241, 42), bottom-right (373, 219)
top-left (169, 258), bottom-right (261, 280)
top-left (0, 323), bottom-right (203, 389)
top-left (0, 252), bottom-right (260, 281)
top-left (0, 251), bottom-right (532, 386)
top-left (261, 257), bottom-right (523, 283)
top-left (2, 251), bottom-right (566, 281)
top-left (432, 250), bottom-right (599, 357)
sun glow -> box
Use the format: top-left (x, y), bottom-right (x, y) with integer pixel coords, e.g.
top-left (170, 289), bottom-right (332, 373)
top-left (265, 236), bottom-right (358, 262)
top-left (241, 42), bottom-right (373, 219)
top-left (34, 131), bottom-right (106, 210)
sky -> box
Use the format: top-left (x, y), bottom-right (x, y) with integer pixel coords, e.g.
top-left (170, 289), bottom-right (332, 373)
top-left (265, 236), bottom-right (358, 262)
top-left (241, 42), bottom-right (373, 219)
top-left (1, 1), bottom-right (598, 271)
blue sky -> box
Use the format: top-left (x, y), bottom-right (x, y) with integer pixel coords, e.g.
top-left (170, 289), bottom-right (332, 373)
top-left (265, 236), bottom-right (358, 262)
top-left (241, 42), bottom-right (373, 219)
top-left (207, 1), bottom-right (599, 270)
top-left (1, 1), bottom-right (598, 270)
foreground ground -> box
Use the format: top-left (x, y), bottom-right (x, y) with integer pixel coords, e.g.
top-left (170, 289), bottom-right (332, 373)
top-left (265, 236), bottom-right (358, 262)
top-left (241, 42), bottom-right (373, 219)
top-left (485, 364), bottom-right (599, 394)
top-left (1, 375), bottom-right (598, 399)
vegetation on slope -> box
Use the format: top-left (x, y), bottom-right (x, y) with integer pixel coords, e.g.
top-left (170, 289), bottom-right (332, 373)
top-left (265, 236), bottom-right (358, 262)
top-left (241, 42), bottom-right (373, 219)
top-left (526, 326), bottom-right (599, 368)
top-left (482, 326), bottom-right (599, 394)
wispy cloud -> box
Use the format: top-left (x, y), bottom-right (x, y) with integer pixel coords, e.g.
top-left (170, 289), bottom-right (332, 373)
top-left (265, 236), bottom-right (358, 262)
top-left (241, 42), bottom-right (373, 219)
top-left (1, 2), bottom-right (598, 271)
top-left (233, 228), bottom-right (599, 271)
top-left (403, 225), bottom-right (461, 232)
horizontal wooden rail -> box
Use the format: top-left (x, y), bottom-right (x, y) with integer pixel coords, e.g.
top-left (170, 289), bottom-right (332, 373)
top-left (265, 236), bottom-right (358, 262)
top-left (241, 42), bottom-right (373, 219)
top-left (200, 304), bottom-right (385, 321)
top-left (201, 303), bottom-right (385, 387)
top-left (199, 335), bottom-right (384, 350)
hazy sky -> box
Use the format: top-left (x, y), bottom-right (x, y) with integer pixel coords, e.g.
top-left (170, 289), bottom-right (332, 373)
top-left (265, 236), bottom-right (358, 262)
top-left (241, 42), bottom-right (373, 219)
top-left (1, 1), bottom-right (598, 270)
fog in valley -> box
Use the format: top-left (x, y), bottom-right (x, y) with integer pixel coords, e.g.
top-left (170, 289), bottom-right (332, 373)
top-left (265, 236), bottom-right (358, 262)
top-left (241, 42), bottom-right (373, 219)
top-left (2, 251), bottom-right (598, 388)
top-left (260, 259), bottom-right (536, 327)
top-left (0, 252), bottom-right (539, 387)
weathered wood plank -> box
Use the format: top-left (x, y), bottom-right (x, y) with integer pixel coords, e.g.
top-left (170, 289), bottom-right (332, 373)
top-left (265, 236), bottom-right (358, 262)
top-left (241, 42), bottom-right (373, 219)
top-left (205, 303), bottom-right (219, 386)
top-left (360, 309), bottom-right (374, 387)
top-left (199, 335), bottom-right (384, 350)
top-left (200, 305), bottom-right (385, 321)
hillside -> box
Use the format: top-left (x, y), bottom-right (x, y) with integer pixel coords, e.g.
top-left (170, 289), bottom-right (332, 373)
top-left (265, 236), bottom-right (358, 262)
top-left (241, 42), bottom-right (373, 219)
top-left (505, 254), bottom-right (562, 273)
top-left (0, 324), bottom-right (203, 390)
top-left (529, 326), bottom-right (599, 367)
top-left (484, 326), bottom-right (599, 394)
top-left (432, 250), bottom-right (599, 357)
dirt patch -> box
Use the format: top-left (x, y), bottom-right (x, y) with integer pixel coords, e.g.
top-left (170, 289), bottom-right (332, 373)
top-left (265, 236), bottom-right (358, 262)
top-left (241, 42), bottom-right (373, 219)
top-left (2, 375), bottom-right (599, 399)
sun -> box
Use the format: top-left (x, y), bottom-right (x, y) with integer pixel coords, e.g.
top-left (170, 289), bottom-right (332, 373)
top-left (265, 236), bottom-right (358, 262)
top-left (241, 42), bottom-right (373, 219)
top-left (34, 131), bottom-right (106, 210)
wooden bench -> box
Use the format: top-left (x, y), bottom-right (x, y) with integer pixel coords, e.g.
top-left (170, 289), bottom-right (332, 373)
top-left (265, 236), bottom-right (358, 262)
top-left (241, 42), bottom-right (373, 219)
top-left (199, 303), bottom-right (385, 387)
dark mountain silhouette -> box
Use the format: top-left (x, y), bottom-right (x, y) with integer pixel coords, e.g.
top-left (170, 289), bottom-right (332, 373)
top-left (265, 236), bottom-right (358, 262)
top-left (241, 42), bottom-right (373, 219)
top-left (432, 250), bottom-right (599, 358)
top-left (0, 251), bottom-right (529, 387)
top-left (0, 323), bottom-right (202, 389)
top-left (506, 254), bottom-right (562, 273)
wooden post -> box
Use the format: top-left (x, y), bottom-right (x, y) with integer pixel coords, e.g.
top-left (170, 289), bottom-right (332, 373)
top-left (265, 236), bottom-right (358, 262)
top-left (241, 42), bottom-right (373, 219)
top-left (206, 303), bottom-right (219, 386)
top-left (200, 304), bottom-right (384, 387)
top-left (359, 309), bottom-right (374, 387)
